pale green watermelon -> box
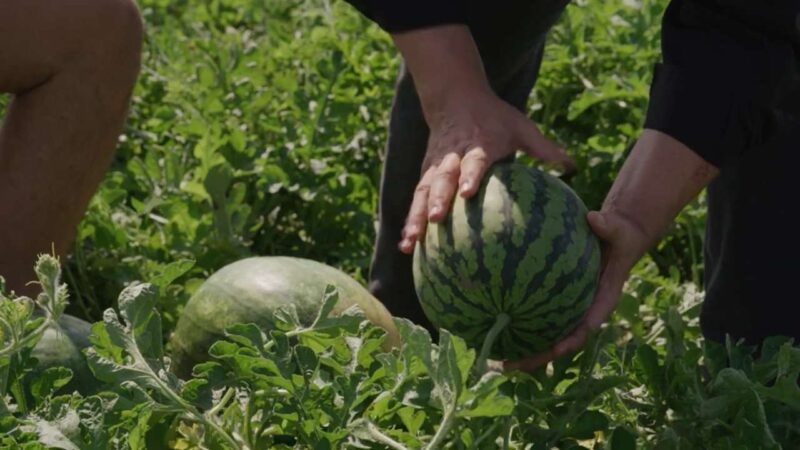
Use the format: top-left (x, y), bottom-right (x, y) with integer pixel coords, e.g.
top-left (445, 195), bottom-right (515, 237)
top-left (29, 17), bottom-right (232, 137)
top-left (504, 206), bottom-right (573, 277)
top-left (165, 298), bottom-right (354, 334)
top-left (413, 161), bottom-right (601, 359)
top-left (31, 314), bottom-right (95, 394)
top-left (169, 256), bottom-right (402, 377)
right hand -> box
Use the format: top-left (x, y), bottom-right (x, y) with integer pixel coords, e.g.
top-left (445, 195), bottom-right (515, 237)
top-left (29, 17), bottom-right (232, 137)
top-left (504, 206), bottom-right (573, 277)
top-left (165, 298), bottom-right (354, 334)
top-left (503, 129), bottom-right (720, 372)
top-left (398, 87), bottom-right (574, 254)
top-left (503, 209), bottom-right (651, 372)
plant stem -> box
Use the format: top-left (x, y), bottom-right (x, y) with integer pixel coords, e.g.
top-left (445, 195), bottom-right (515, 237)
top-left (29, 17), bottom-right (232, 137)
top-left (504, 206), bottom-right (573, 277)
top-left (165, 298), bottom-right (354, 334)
top-left (476, 313), bottom-right (511, 375)
top-left (502, 416), bottom-right (513, 450)
top-left (365, 421), bottom-right (411, 450)
top-left (426, 409), bottom-right (456, 450)
top-left (207, 387), bottom-right (235, 417)
top-left (473, 421), bottom-right (500, 446)
top-left (242, 394), bottom-right (253, 448)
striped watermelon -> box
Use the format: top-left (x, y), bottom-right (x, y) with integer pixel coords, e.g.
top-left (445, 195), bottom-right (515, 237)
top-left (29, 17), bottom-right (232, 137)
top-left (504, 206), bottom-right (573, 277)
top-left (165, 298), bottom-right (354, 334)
top-left (412, 161), bottom-right (601, 360)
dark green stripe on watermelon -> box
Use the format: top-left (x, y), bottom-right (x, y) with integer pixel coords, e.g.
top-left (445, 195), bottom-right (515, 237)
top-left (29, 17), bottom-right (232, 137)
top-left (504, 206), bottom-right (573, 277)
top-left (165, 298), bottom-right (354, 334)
top-left (412, 162), bottom-right (601, 360)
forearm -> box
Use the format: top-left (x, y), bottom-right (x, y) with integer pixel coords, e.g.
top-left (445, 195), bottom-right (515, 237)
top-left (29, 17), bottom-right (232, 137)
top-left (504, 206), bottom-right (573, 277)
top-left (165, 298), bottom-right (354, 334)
top-left (601, 129), bottom-right (719, 256)
top-left (391, 25), bottom-right (490, 126)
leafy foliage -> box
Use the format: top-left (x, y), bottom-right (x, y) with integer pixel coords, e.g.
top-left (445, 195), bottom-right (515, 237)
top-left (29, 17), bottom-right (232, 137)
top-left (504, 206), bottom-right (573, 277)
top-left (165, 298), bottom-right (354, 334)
top-left (1, 0), bottom-right (797, 449)
top-left (2, 259), bottom-right (800, 449)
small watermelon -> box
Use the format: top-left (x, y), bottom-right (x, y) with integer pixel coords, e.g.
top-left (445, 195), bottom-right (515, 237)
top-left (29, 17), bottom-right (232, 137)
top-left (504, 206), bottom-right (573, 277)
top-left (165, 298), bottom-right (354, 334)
top-left (168, 256), bottom-right (402, 377)
top-left (412, 161), bottom-right (601, 360)
top-left (31, 314), bottom-right (95, 394)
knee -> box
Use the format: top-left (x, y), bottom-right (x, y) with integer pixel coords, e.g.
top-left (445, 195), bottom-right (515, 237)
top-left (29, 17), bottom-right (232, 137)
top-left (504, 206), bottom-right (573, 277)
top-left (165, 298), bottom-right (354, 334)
top-left (79, 0), bottom-right (144, 84)
top-left (99, 0), bottom-right (144, 72)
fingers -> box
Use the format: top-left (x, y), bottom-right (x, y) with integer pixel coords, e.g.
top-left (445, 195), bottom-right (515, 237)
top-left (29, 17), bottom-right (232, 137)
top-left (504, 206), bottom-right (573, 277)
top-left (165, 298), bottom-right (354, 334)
top-left (399, 168), bottom-right (435, 254)
top-left (502, 347), bottom-right (557, 373)
top-left (587, 210), bottom-right (629, 246)
top-left (586, 211), bottom-right (611, 240)
top-left (517, 119), bottom-right (575, 174)
top-left (427, 153), bottom-right (462, 223)
top-left (552, 324), bottom-right (591, 359)
top-left (458, 147), bottom-right (489, 198)
top-left (502, 324), bottom-right (592, 374)
top-left (582, 262), bottom-right (627, 331)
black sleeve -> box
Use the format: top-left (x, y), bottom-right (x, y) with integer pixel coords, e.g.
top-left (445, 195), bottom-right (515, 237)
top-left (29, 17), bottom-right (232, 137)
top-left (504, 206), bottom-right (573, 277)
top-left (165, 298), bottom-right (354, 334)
top-left (342, 0), bottom-right (467, 33)
top-left (644, 0), bottom-right (800, 167)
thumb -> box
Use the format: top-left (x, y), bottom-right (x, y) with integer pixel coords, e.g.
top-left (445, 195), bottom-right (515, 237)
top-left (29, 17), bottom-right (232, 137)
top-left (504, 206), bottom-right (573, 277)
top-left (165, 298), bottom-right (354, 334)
top-left (516, 119), bottom-right (575, 173)
top-left (587, 210), bottom-right (631, 244)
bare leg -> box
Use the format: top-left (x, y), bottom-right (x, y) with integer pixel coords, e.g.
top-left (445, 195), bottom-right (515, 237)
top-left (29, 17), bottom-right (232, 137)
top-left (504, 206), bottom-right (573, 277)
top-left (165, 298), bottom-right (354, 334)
top-left (0, 0), bottom-right (143, 295)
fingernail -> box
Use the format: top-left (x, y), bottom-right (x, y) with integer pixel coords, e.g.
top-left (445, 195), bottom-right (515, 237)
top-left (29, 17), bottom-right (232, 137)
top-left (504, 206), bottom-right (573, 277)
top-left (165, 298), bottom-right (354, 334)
top-left (429, 205), bottom-right (441, 218)
top-left (460, 181), bottom-right (471, 193)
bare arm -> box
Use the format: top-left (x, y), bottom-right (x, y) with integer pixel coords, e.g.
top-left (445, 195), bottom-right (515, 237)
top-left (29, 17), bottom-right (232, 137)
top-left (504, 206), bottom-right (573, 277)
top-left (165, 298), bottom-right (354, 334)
top-left (506, 129), bottom-right (719, 372)
top-left (391, 26), bottom-right (573, 253)
top-left (390, 25), bottom-right (489, 124)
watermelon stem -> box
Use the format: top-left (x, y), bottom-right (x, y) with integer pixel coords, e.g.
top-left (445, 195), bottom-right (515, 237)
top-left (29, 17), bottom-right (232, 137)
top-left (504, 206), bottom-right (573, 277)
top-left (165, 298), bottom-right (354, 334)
top-left (475, 313), bottom-right (511, 374)
top-left (364, 420), bottom-right (412, 450)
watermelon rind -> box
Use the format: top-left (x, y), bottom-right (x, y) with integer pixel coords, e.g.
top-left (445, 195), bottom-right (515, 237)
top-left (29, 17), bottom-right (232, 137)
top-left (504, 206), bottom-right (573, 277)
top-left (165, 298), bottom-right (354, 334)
top-left (413, 161), bottom-right (601, 360)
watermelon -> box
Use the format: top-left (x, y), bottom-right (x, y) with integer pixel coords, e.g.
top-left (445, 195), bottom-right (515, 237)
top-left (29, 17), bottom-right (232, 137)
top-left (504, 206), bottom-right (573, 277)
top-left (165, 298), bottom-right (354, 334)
top-left (412, 161), bottom-right (601, 360)
top-left (31, 314), bottom-right (95, 394)
top-left (168, 256), bottom-right (402, 376)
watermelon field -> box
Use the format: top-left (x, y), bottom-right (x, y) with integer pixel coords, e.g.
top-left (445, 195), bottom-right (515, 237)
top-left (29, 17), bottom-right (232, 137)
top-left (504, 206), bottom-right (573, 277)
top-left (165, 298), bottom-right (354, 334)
top-left (2, 0), bottom-right (800, 448)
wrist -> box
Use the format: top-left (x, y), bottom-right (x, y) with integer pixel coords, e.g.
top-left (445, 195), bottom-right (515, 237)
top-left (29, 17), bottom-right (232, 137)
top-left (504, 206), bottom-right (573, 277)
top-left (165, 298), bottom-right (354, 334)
top-left (392, 25), bottom-right (491, 124)
top-left (601, 130), bottom-right (717, 240)
top-left (598, 207), bottom-right (657, 256)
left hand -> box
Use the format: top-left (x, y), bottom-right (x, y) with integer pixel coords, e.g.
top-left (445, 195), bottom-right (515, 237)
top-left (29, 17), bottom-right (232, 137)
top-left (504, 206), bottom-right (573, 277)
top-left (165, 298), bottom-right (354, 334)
top-left (397, 88), bottom-right (574, 254)
top-left (389, 25), bottom-right (574, 255)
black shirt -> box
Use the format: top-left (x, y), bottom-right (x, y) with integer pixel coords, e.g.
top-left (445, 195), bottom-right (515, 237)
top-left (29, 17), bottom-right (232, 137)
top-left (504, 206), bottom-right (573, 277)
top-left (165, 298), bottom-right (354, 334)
top-left (343, 0), bottom-right (799, 165)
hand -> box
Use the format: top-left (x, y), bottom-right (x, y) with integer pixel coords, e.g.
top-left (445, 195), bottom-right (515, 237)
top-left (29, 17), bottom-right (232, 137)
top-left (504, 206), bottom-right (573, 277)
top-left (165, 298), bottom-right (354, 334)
top-left (397, 88), bottom-right (574, 254)
top-left (501, 129), bottom-right (719, 373)
top-left (502, 209), bottom-right (650, 372)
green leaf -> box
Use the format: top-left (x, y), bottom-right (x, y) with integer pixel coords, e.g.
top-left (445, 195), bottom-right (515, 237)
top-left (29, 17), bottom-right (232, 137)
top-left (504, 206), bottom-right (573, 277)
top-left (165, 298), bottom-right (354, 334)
top-left (76, 395), bottom-right (113, 450)
top-left (31, 415), bottom-right (82, 450)
top-left (149, 259), bottom-right (195, 292)
top-left (127, 407), bottom-right (154, 450)
top-left (295, 345), bottom-right (319, 375)
top-left (566, 410), bottom-right (609, 440)
top-left (204, 163), bottom-right (234, 205)
top-left (634, 344), bottom-right (663, 394)
top-left (435, 330), bottom-right (465, 405)
top-left (30, 367), bottom-right (73, 403)
top-left (117, 283), bottom-right (163, 360)
top-left (457, 372), bottom-right (514, 418)
top-left (223, 323), bottom-right (267, 353)
top-left (396, 319), bottom-right (434, 376)
top-left (86, 283), bottom-right (183, 402)
top-left (608, 426), bottom-right (637, 450)
top-left (397, 407), bottom-right (426, 435)
top-left (310, 285), bottom-right (340, 329)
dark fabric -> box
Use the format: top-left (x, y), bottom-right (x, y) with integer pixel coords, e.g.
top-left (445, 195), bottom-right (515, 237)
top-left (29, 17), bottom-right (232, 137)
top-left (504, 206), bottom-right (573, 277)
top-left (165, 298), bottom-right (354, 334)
top-left (343, 0), bottom-right (467, 33)
top-left (702, 108), bottom-right (800, 346)
top-left (698, 0), bottom-right (800, 44)
top-left (641, 0), bottom-right (800, 345)
top-left (644, 0), bottom-right (800, 168)
top-left (367, 1), bottom-right (569, 332)
top-left (344, 0), bottom-right (800, 39)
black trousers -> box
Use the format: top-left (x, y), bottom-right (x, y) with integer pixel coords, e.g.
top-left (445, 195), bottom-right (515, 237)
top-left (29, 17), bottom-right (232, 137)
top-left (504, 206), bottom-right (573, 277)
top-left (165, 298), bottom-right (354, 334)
top-left (368, 0), bottom-right (571, 331)
top-left (702, 101), bottom-right (800, 346)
